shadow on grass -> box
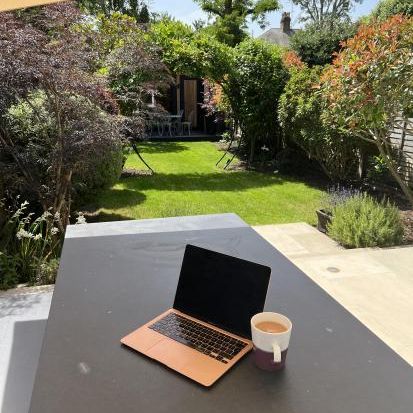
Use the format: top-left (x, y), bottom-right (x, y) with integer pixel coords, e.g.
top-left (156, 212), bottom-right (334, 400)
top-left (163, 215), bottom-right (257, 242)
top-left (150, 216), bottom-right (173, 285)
top-left (80, 190), bottom-right (146, 222)
top-left (138, 142), bottom-right (190, 154)
top-left (119, 171), bottom-right (300, 192)
top-left (85, 212), bottom-right (134, 223)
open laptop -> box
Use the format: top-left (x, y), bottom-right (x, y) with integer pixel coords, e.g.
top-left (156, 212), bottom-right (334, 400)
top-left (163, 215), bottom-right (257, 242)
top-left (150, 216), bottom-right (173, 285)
top-left (121, 244), bottom-right (271, 387)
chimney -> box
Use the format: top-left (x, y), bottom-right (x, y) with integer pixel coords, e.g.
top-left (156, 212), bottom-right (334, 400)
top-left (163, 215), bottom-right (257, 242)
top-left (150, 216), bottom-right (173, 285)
top-left (280, 12), bottom-right (291, 33)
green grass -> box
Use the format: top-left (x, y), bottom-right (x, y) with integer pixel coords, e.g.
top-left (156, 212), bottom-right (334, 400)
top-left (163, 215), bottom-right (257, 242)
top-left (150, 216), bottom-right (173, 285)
top-left (89, 142), bottom-right (325, 226)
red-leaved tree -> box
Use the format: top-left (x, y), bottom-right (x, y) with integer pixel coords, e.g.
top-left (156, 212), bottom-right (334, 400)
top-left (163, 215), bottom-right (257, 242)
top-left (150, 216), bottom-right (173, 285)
top-left (0, 2), bottom-right (123, 229)
top-left (322, 15), bottom-right (413, 205)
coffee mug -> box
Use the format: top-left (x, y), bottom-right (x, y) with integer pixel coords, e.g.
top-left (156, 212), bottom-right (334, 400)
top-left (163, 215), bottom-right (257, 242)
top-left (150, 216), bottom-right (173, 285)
top-left (251, 312), bottom-right (292, 371)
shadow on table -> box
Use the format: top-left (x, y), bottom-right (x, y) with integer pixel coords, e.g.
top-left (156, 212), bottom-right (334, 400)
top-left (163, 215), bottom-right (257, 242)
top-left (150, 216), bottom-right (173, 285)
top-left (1, 320), bottom-right (47, 413)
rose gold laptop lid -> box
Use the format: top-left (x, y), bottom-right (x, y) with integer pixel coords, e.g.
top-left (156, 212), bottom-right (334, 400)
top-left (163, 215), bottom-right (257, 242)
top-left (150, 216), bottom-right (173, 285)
top-left (121, 244), bottom-right (271, 386)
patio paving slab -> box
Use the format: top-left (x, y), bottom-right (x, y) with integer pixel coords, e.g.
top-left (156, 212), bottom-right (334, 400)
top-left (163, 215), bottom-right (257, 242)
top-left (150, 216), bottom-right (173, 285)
top-left (254, 223), bottom-right (413, 366)
top-left (0, 286), bottom-right (53, 413)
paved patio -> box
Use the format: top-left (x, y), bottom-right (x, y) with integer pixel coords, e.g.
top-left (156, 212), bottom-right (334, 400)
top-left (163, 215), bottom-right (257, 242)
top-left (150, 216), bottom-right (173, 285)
top-left (254, 223), bottom-right (413, 367)
top-left (0, 286), bottom-right (53, 413)
top-left (1, 221), bottom-right (412, 412)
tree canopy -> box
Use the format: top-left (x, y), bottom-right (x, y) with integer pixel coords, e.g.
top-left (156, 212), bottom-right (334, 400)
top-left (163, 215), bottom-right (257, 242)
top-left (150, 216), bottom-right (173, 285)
top-left (194, 0), bottom-right (280, 45)
top-left (77, 0), bottom-right (151, 22)
top-left (292, 0), bottom-right (363, 24)
top-left (278, 66), bottom-right (358, 180)
top-left (371, 0), bottom-right (413, 21)
top-left (322, 15), bottom-right (413, 205)
top-left (0, 2), bottom-right (123, 228)
top-left (290, 19), bottom-right (358, 66)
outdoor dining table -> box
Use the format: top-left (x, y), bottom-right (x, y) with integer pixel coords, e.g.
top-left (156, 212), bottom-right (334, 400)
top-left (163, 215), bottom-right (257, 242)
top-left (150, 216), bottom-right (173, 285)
top-left (28, 214), bottom-right (413, 413)
top-left (148, 113), bottom-right (182, 136)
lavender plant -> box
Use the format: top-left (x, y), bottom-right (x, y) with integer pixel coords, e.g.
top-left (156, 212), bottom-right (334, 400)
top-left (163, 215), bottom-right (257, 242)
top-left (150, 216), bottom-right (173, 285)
top-left (321, 185), bottom-right (362, 214)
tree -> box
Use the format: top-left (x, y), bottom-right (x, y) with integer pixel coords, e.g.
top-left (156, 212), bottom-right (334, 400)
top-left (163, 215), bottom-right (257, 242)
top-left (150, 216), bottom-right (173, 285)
top-left (226, 39), bottom-right (288, 162)
top-left (81, 12), bottom-right (140, 64)
top-left (150, 21), bottom-right (287, 162)
top-left (0, 3), bottom-right (123, 229)
top-left (292, 0), bottom-right (363, 24)
top-left (322, 15), bottom-right (413, 205)
top-left (278, 66), bottom-right (359, 180)
top-left (107, 30), bottom-right (173, 117)
top-left (77, 0), bottom-right (150, 22)
top-left (149, 19), bottom-right (232, 81)
top-left (372, 0), bottom-right (413, 21)
top-left (138, 3), bottom-right (150, 23)
top-left (194, 0), bottom-right (280, 46)
top-left (290, 19), bottom-right (358, 66)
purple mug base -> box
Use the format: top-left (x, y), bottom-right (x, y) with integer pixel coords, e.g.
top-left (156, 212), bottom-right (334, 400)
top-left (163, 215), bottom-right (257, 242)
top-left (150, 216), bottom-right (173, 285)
top-left (253, 346), bottom-right (288, 371)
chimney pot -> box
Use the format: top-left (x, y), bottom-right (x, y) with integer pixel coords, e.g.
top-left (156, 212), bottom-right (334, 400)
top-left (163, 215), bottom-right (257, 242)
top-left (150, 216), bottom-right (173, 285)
top-left (281, 12), bottom-right (291, 33)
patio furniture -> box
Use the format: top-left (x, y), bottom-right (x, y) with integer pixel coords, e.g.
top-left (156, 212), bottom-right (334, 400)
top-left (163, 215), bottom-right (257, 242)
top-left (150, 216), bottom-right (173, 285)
top-left (28, 214), bottom-right (413, 413)
top-left (147, 112), bottom-right (164, 136)
top-left (182, 110), bottom-right (193, 136)
top-left (173, 109), bottom-right (184, 135)
top-left (161, 117), bottom-right (173, 137)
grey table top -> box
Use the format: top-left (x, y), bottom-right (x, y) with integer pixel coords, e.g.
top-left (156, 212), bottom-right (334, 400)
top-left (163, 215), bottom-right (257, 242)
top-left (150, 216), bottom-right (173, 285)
top-left (29, 215), bottom-right (413, 413)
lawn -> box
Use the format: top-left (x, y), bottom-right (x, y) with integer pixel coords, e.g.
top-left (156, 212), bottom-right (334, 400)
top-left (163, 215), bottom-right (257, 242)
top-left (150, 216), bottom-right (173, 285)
top-left (88, 141), bottom-right (325, 226)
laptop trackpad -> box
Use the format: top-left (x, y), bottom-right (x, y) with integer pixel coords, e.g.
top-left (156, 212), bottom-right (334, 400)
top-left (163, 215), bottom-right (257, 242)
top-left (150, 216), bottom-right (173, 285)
top-left (147, 339), bottom-right (197, 369)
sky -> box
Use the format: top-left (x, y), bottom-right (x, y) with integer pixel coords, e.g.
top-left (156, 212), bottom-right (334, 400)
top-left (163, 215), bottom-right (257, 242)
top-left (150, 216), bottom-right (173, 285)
top-left (149, 0), bottom-right (381, 36)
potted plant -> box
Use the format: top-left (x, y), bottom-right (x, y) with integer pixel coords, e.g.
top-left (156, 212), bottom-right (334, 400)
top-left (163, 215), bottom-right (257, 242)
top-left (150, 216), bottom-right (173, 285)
top-left (316, 208), bottom-right (332, 233)
top-left (316, 186), bottom-right (361, 233)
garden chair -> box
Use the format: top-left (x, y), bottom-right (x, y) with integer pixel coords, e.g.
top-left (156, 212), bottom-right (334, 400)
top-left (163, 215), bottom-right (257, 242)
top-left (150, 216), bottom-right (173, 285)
top-left (182, 110), bottom-right (193, 136)
top-left (161, 116), bottom-right (173, 137)
top-left (173, 109), bottom-right (184, 135)
top-left (148, 112), bottom-right (164, 136)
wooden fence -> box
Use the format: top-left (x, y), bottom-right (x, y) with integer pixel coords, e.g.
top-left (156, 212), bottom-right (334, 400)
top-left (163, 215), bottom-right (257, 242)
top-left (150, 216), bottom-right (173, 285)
top-left (390, 118), bottom-right (413, 186)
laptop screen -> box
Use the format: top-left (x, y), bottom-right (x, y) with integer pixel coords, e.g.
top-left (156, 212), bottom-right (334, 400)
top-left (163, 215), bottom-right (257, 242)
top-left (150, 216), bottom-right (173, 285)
top-left (173, 245), bottom-right (271, 339)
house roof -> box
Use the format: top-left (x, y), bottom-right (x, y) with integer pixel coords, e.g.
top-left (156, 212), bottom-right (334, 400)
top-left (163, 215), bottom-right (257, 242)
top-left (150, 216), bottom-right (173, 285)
top-left (259, 28), bottom-right (299, 47)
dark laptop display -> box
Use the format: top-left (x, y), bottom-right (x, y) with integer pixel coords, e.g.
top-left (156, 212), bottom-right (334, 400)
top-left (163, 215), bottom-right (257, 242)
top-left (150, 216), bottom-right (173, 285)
top-left (173, 245), bottom-right (271, 339)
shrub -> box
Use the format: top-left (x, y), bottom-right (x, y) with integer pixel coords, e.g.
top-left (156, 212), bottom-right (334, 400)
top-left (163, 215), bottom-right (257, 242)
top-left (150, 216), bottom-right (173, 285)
top-left (328, 194), bottom-right (404, 248)
top-left (0, 5), bottom-right (123, 230)
top-left (4, 90), bottom-right (123, 216)
top-left (73, 142), bottom-right (124, 197)
top-left (0, 200), bottom-right (62, 287)
top-left (0, 252), bottom-right (19, 290)
top-left (290, 20), bottom-right (358, 66)
top-left (35, 258), bottom-right (60, 286)
top-left (278, 66), bottom-right (359, 181)
top-left (321, 185), bottom-right (361, 214)
top-left (372, 0), bottom-right (413, 21)
top-left (227, 39), bottom-right (288, 163)
top-left (321, 15), bottom-right (413, 206)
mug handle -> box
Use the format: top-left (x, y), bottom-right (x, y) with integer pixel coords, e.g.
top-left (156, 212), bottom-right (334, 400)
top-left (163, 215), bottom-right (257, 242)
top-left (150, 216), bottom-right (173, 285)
top-left (272, 342), bottom-right (282, 363)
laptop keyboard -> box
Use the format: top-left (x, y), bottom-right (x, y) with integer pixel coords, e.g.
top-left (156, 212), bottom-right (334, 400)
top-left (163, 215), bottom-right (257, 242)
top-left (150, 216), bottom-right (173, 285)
top-left (149, 313), bottom-right (248, 364)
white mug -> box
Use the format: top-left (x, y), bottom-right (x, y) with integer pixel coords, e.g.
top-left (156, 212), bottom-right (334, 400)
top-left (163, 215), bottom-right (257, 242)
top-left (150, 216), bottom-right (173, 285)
top-left (251, 312), bottom-right (292, 371)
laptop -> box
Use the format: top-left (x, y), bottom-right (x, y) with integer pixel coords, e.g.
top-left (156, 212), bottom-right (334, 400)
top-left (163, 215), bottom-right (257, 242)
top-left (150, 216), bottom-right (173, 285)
top-left (121, 244), bottom-right (271, 387)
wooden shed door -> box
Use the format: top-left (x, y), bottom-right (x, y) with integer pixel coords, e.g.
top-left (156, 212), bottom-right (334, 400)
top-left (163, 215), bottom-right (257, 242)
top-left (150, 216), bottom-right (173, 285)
top-left (184, 80), bottom-right (198, 128)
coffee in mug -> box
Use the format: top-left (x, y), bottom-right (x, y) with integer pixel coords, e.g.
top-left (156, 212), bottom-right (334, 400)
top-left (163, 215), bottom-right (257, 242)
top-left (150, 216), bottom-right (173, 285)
top-left (256, 321), bottom-right (287, 334)
top-left (251, 312), bottom-right (292, 371)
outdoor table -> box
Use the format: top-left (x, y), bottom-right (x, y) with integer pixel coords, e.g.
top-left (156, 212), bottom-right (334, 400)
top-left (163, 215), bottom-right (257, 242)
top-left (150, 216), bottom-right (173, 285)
top-left (148, 113), bottom-right (182, 136)
top-left (29, 214), bottom-right (413, 413)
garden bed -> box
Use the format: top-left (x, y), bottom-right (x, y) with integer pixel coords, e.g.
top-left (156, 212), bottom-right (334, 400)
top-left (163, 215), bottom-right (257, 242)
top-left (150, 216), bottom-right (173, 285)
top-left (401, 210), bottom-right (413, 244)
